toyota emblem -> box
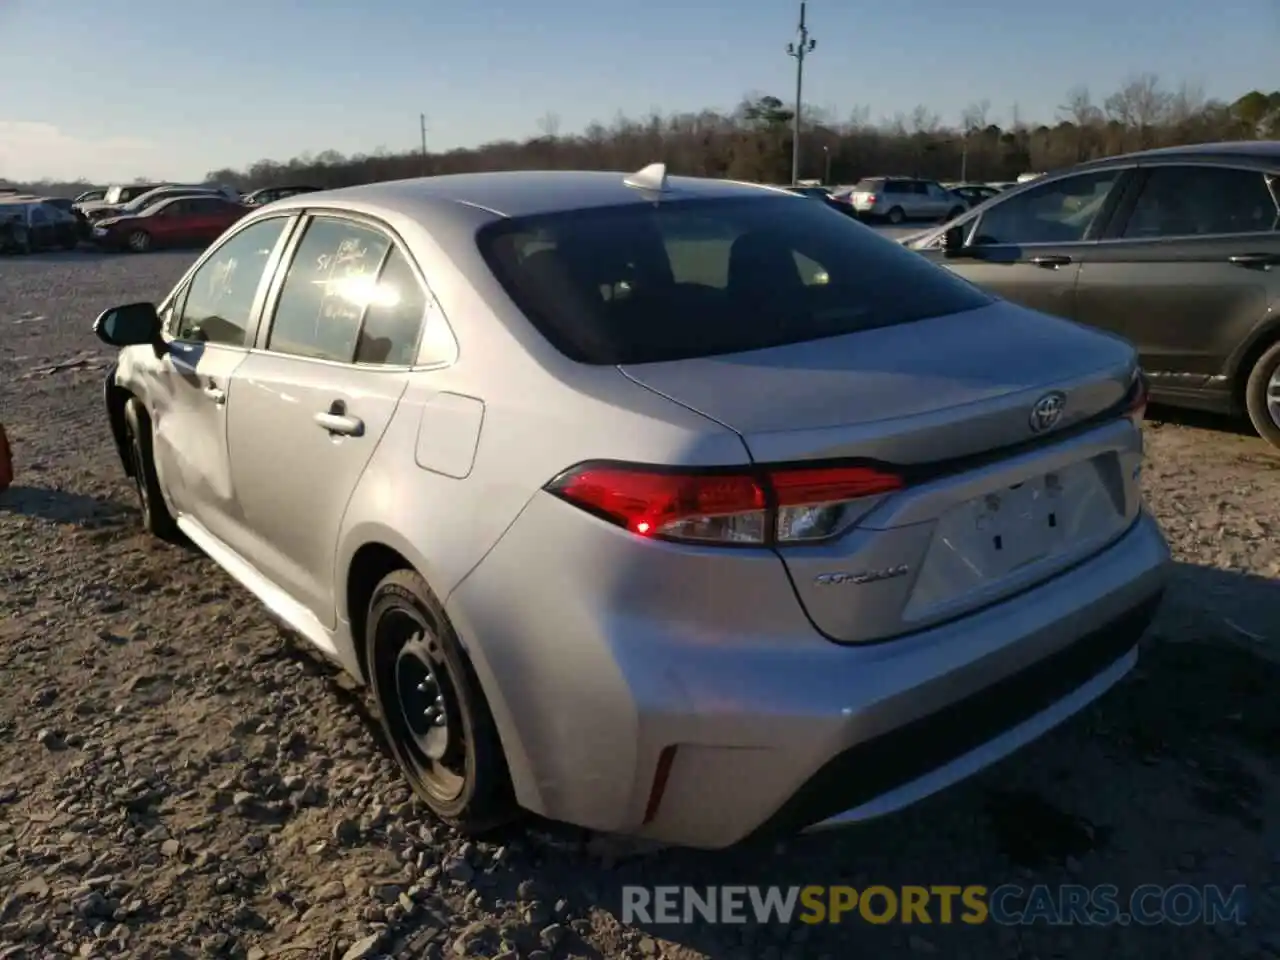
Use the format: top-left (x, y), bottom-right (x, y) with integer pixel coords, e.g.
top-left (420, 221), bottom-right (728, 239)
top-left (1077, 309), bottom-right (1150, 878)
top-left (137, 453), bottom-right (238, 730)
top-left (1029, 391), bottom-right (1066, 433)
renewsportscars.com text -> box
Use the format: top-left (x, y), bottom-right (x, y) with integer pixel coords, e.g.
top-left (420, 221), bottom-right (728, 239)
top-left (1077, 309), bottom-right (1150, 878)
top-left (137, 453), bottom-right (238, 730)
top-left (622, 883), bottom-right (1249, 927)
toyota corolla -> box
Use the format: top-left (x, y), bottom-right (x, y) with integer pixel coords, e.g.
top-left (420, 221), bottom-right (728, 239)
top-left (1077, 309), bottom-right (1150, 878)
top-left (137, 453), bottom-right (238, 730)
top-left (92, 165), bottom-right (1170, 848)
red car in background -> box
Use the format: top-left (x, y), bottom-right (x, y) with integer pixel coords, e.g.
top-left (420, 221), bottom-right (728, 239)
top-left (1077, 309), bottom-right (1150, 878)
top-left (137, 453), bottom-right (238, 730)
top-left (91, 195), bottom-right (248, 253)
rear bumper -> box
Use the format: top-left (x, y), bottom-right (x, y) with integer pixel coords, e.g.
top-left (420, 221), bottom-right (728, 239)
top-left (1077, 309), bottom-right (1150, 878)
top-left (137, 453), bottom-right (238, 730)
top-left (448, 500), bottom-right (1170, 849)
top-left (771, 588), bottom-right (1160, 839)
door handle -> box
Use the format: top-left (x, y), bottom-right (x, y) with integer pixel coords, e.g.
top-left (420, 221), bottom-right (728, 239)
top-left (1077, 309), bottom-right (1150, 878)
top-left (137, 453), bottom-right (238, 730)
top-left (1028, 255), bottom-right (1073, 269)
top-left (203, 384), bottom-right (225, 405)
top-left (1227, 253), bottom-right (1280, 268)
top-left (313, 411), bottom-right (364, 437)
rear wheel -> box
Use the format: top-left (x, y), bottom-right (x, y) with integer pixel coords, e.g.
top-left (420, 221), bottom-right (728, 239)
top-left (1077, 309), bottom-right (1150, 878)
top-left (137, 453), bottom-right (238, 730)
top-left (123, 398), bottom-right (180, 540)
top-left (886, 206), bottom-right (906, 225)
top-left (1243, 340), bottom-right (1280, 452)
top-left (364, 569), bottom-right (517, 832)
top-left (126, 230), bottom-right (151, 253)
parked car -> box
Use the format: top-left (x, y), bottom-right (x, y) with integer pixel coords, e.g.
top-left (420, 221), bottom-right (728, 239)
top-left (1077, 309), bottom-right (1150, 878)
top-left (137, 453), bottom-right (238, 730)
top-left (846, 176), bottom-right (969, 224)
top-left (91, 195), bottom-right (248, 252)
top-left (80, 183), bottom-right (240, 223)
top-left (948, 183), bottom-right (1003, 207)
top-left (903, 142), bottom-right (1280, 448)
top-left (39, 197), bottom-right (76, 214)
top-left (0, 198), bottom-right (81, 253)
top-left (92, 165), bottom-right (1168, 849)
top-left (243, 185), bottom-right (322, 206)
top-left (76, 183), bottom-right (167, 218)
top-left (108, 185), bottom-right (226, 217)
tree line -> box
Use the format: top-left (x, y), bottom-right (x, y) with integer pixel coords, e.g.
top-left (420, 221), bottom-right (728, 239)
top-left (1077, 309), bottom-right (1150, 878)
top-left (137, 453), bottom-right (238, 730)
top-left (5, 76), bottom-right (1279, 198)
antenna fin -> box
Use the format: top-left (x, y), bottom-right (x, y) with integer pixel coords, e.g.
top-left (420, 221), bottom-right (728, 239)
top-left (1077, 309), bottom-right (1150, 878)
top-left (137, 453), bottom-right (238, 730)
top-left (623, 162), bottom-right (668, 192)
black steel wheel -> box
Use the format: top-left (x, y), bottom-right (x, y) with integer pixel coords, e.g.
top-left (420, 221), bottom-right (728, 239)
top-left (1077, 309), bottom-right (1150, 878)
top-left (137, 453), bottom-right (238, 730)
top-left (365, 569), bottom-right (517, 831)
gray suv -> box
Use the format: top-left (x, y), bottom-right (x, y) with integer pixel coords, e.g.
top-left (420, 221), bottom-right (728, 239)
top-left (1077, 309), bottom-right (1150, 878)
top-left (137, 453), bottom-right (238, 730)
top-left (847, 177), bottom-right (969, 224)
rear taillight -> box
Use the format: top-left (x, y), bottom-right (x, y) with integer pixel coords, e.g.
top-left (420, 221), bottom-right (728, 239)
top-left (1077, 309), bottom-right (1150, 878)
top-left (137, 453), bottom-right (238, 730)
top-left (865, 194), bottom-right (877, 205)
top-left (1124, 370), bottom-right (1148, 425)
top-left (545, 462), bottom-right (904, 546)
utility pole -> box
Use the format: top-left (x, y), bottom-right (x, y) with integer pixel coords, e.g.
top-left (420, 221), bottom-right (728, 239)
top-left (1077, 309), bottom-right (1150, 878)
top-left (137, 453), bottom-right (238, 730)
top-left (420, 114), bottom-right (428, 174)
top-left (786, 1), bottom-right (817, 185)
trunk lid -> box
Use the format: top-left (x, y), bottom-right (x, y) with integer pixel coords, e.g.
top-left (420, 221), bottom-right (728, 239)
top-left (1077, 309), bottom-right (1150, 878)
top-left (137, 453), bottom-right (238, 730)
top-left (619, 299), bottom-right (1135, 466)
top-left (621, 300), bottom-right (1144, 643)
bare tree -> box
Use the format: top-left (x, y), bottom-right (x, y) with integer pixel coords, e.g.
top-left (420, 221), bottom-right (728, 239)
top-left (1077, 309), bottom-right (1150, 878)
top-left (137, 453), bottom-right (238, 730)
top-left (961, 99), bottom-right (990, 134)
top-left (1058, 86), bottom-right (1103, 127)
top-left (1167, 81), bottom-right (1207, 126)
top-left (1058, 86), bottom-right (1103, 161)
top-left (845, 104), bottom-right (872, 130)
top-left (908, 105), bottom-right (940, 135)
top-left (536, 112), bottom-right (562, 139)
top-left (1105, 74), bottom-right (1172, 146)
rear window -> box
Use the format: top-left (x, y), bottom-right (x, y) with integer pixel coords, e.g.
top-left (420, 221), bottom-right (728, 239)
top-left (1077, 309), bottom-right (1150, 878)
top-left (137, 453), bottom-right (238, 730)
top-left (476, 196), bottom-right (993, 365)
top-left (853, 179), bottom-right (883, 191)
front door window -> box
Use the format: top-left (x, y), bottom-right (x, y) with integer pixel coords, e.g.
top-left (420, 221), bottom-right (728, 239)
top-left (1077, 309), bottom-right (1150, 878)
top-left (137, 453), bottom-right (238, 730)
top-left (971, 170), bottom-right (1125, 245)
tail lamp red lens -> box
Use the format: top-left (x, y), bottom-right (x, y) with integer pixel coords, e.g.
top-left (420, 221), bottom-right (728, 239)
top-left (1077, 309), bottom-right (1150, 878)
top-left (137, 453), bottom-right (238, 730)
top-left (545, 462), bottom-right (904, 546)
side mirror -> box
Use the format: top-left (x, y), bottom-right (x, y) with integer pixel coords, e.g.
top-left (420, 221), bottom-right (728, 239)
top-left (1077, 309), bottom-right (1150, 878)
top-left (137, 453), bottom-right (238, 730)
top-left (93, 302), bottom-right (163, 353)
top-left (941, 225), bottom-right (968, 257)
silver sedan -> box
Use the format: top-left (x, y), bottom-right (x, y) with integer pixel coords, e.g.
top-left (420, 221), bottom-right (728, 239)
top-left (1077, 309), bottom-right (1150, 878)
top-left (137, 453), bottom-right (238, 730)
top-left (93, 165), bottom-right (1170, 848)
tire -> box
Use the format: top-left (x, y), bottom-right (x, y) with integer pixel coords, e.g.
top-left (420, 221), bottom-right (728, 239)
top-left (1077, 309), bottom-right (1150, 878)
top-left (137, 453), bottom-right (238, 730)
top-left (1243, 339), bottom-right (1280, 452)
top-left (364, 569), bottom-right (517, 832)
top-left (886, 206), bottom-right (906, 225)
top-left (123, 398), bottom-right (180, 540)
top-left (126, 230), bottom-right (151, 253)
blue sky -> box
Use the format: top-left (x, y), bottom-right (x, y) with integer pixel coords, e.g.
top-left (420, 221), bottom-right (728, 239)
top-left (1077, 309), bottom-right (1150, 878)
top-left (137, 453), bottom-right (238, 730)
top-left (0, 0), bottom-right (1274, 183)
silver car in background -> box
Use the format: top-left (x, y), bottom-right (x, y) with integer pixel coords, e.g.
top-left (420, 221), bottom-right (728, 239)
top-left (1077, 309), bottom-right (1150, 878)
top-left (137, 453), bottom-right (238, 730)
top-left (93, 165), bottom-right (1169, 849)
top-left (846, 176), bottom-right (970, 224)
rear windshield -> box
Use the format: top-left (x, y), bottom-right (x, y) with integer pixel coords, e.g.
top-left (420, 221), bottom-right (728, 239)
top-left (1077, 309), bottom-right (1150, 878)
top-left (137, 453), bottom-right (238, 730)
top-left (853, 179), bottom-right (884, 191)
top-left (476, 196), bottom-right (992, 365)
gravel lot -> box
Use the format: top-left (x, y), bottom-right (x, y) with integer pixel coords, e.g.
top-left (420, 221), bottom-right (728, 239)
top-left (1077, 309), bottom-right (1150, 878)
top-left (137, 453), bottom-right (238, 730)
top-left (1, 248), bottom-right (1278, 960)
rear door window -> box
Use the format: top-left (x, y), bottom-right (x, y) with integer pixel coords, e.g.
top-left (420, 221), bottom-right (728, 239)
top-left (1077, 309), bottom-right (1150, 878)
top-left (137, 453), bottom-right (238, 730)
top-left (477, 195), bottom-right (993, 365)
top-left (265, 216), bottom-right (393, 363)
top-left (353, 248), bottom-right (429, 366)
top-left (1120, 165), bottom-right (1280, 238)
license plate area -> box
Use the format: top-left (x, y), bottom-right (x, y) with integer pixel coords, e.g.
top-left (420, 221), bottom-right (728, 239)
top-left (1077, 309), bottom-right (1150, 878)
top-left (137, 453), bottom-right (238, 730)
top-left (902, 456), bottom-right (1127, 623)
top-left (972, 474), bottom-right (1065, 575)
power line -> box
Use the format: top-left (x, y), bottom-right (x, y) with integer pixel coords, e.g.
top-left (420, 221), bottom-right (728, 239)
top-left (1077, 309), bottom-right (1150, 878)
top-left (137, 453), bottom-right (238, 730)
top-left (786, 1), bottom-right (817, 185)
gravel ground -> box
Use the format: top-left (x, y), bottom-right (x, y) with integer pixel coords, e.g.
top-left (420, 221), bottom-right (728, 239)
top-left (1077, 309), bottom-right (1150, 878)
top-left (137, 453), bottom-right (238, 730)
top-left (1, 249), bottom-right (1278, 960)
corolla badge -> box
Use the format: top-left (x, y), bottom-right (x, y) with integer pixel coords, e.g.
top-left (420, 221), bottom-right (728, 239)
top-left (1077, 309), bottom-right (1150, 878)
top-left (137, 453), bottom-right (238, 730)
top-left (814, 565), bottom-right (910, 586)
top-left (1029, 391), bottom-right (1067, 434)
